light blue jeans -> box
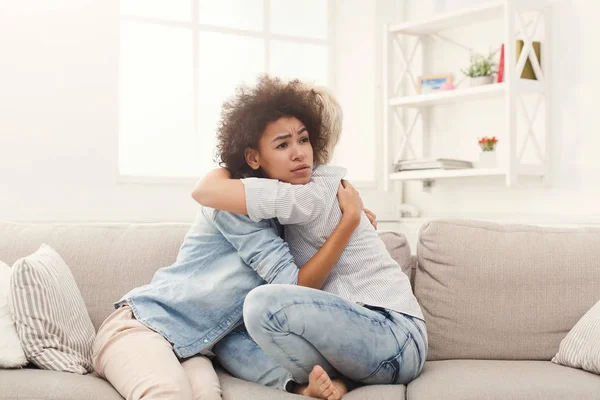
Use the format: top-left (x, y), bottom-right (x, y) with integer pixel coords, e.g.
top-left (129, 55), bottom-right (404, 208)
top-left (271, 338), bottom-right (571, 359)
top-left (212, 323), bottom-right (295, 391)
top-left (238, 284), bottom-right (428, 388)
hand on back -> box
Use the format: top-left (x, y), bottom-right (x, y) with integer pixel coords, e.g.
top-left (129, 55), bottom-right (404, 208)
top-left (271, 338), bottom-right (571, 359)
top-left (337, 180), bottom-right (377, 229)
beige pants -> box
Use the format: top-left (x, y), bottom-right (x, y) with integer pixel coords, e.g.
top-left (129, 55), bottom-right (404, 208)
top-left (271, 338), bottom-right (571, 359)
top-left (92, 305), bottom-right (222, 400)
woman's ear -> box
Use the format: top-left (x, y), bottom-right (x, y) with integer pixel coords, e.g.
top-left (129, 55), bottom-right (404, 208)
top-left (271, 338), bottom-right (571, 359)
top-left (244, 147), bottom-right (260, 170)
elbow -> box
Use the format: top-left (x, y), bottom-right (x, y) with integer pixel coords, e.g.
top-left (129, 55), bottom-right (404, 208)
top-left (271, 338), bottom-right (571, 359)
top-left (191, 185), bottom-right (209, 206)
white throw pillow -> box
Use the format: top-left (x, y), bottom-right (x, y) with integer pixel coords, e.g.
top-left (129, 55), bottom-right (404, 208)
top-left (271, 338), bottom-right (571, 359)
top-left (552, 299), bottom-right (600, 375)
top-left (9, 244), bottom-right (96, 374)
top-left (0, 260), bottom-right (27, 368)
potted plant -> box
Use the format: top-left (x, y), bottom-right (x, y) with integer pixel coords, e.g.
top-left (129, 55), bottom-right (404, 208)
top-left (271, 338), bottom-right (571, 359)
top-left (462, 50), bottom-right (498, 87)
top-left (478, 136), bottom-right (498, 168)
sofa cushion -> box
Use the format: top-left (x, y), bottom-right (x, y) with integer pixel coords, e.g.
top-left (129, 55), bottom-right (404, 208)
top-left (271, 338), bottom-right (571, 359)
top-left (407, 360), bottom-right (600, 400)
top-left (0, 368), bottom-right (123, 400)
top-left (379, 231), bottom-right (412, 282)
top-left (0, 222), bottom-right (191, 330)
top-left (217, 367), bottom-right (406, 400)
top-left (0, 366), bottom-right (406, 400)
top-left (416, 220), bottom-right (600, 361)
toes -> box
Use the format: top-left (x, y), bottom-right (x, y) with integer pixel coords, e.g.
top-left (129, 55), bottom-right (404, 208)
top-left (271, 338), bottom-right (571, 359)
top-left (321, 386), bottom-right (333, 398)
top-left (325, 381), bottom-right (339, 398)
top-left (327, 391), bottom-right (340, 400)
top-left (312, 365), bottom-right (325, 378)
top-left (320, 380), bottom-right (334, 394)
top-left (317, 373), bottom-right (329, 386)
top-left (329, 385), bottom-right (341, 400)
top-left (313, 367), bottom-right (329, 385)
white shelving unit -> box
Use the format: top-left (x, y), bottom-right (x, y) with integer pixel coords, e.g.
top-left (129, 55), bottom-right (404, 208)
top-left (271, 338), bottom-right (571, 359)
top-left (382, 0), bottom-right (552, 189)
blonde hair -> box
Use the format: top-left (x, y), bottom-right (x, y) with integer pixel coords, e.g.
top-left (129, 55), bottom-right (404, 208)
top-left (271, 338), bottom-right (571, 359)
top-left (301, 84), bottom-right (343, 164)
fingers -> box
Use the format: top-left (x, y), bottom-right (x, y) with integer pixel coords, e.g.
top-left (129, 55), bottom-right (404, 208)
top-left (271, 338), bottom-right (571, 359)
top-left (364, 208), bottom-right (377, 229)
top-left (366, 213), bottom-right (375, 227)
top-left (363, 208), bottom-right (376, 220)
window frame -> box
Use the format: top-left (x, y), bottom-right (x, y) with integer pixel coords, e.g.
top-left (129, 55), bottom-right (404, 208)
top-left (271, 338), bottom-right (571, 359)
top-left (117, 0), bottom-right (336, 185)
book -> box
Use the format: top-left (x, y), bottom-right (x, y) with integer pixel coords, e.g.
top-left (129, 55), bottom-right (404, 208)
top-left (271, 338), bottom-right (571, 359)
top-left (396, 163), bottom-right (472, 171)
top-left (394, 158), bottom-right (473, 172)
top-left (396, 158), bottom-right (473, 165)
top-left (497, 43), bottom-right (505, 83)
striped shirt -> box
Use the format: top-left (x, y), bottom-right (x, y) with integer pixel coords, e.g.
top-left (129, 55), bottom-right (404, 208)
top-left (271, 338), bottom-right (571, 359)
top-left (241, 165), bottom-right (424, 321)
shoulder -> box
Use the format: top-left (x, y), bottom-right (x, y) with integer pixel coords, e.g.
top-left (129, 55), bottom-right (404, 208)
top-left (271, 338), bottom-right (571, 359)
top-left (312, 165), bottom-right (347, 181)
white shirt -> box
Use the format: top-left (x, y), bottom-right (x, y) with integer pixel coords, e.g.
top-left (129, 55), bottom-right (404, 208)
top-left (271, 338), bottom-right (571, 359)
top-left (241, 165), bottom-right (424, 321)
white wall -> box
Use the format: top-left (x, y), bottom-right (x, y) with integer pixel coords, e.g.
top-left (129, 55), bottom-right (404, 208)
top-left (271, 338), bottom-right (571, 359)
top-left (0, 0), bottom-right (195, 222)
top-left (396, 0), bottom-right (600, 225)
top-left (1, 0), bottom-right (598, 229)
top-left (0, 0), bottom-right (399, 223)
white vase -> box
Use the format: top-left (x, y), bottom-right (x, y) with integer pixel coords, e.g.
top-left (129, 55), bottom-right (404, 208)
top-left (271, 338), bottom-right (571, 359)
top-left (478, 150), bottom-right (497, 168)
top-left (470, 76), bottom-right (494, 87)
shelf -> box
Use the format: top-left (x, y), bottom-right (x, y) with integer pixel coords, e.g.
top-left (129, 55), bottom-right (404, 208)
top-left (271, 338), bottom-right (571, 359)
top-left (389, 166), bottom-right (546, 182)
top-left (388, 80), bottom-right (543, 108)
top-left (389, 83), bottom-right (503, 108)
top-left (388, 1), bottom-right (504, 35)
top-left (390, 168), bottom-right (505, 181)
top-left (383, 1), bottom-right (552, 189)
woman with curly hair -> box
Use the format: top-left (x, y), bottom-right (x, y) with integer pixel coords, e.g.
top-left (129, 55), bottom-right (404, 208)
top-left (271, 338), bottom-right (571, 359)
top-left (91, 76), bottom-right (365, 400)
top-left (194, 75), bottom-right (428, 399)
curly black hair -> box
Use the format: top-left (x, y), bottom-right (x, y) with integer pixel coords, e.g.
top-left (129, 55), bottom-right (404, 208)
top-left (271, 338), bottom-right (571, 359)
top-left (215, 75), bottom-right (329, 179)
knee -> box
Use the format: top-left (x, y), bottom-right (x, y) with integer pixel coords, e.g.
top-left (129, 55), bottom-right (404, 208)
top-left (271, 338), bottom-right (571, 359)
top-left (181, 356), bottom-right (222, 400)
top-left (243, 285), bottom-right (276, 333)
top-left (244, 284), bottom-right (297, 338)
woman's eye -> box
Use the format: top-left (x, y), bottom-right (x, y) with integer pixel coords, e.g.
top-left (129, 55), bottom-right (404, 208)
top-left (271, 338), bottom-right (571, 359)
top-left (276, 142), bottom-right (287, 149)
top-left (300, 137), bottom-right (309, 143)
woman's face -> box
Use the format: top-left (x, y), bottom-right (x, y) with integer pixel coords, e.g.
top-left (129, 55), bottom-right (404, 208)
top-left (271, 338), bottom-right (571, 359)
top-left (245, 116), bottom-right (314, 184)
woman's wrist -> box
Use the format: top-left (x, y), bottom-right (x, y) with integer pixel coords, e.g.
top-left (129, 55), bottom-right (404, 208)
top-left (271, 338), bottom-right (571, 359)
top-left (340, 210), bottom-right (361, 228)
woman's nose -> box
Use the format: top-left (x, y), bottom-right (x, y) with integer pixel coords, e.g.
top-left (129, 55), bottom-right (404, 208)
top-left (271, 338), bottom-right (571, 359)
top-left (292, 144), bottom-right (305, 160)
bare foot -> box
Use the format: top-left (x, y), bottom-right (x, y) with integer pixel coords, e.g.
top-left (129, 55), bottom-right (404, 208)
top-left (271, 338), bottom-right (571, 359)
top-left (300, 365), bottom-right (347, 400)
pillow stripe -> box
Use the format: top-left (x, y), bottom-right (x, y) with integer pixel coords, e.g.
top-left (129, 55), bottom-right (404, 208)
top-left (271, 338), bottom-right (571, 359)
top-left (29, 264), bottom-right (60, 355)
top-left (60, 258), bottom-right (91, 351)
top-left (59, 257), bottom-right (94, 363)
top-left (46, 251), bottom-right (91, 372)
top-left (9, 244), bottom-right (95, 374)
top-left (14, 265), bottom-right (46, 356)
top-left (44, 252), bottom-right (93, 372)
top-left (35, 261), bottom-right (72, 371)
top-left (37, 251), bottom-right (90, 370)
top-left (20, 261), bottom-right (57, 360)
top-left (552, 299), bottom-right (600, 374)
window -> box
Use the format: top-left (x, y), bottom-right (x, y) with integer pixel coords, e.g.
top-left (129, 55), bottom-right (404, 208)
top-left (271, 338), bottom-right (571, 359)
top-left (119, 0), bottom-right (331, 179)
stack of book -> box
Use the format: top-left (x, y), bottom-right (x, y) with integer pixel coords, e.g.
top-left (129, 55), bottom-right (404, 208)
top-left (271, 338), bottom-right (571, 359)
top-left (394, 158), bottom-right (473, 172)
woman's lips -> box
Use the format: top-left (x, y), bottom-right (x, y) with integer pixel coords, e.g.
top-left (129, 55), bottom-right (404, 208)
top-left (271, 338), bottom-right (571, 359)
top-left (292, 167), bottom-right (311, 175)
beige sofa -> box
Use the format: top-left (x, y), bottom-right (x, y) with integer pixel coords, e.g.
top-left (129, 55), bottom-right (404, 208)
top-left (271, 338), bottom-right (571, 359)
top-left (1, 219), bottom-right (599, 399)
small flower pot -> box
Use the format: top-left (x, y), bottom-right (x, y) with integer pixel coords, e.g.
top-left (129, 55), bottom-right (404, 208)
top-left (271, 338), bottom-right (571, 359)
top-left (470, 76), bottom-right (494, 87)
top-left (478, 150), bottom-right (497, 168)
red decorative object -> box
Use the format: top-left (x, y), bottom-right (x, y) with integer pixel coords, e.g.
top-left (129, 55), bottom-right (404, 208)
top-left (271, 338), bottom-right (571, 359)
top-left (478, 136), bottom-right (498, 151)
top-left (497, 43), bottom-right (505, 83)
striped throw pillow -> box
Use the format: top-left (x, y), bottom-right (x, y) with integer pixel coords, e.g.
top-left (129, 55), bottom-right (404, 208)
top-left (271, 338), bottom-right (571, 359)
top-left (551, 299), bottom-right (600, 375)
top-left (9, 244), bottom-right (95, 374)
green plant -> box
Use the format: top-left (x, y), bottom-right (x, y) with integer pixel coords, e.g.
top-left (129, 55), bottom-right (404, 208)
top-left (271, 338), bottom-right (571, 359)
top-left (461, 50), bottom-right (498, 78)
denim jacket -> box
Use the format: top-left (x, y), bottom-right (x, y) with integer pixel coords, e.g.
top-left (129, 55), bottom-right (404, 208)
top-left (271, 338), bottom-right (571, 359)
top-left (118, 207), bottom-right (299, 359)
